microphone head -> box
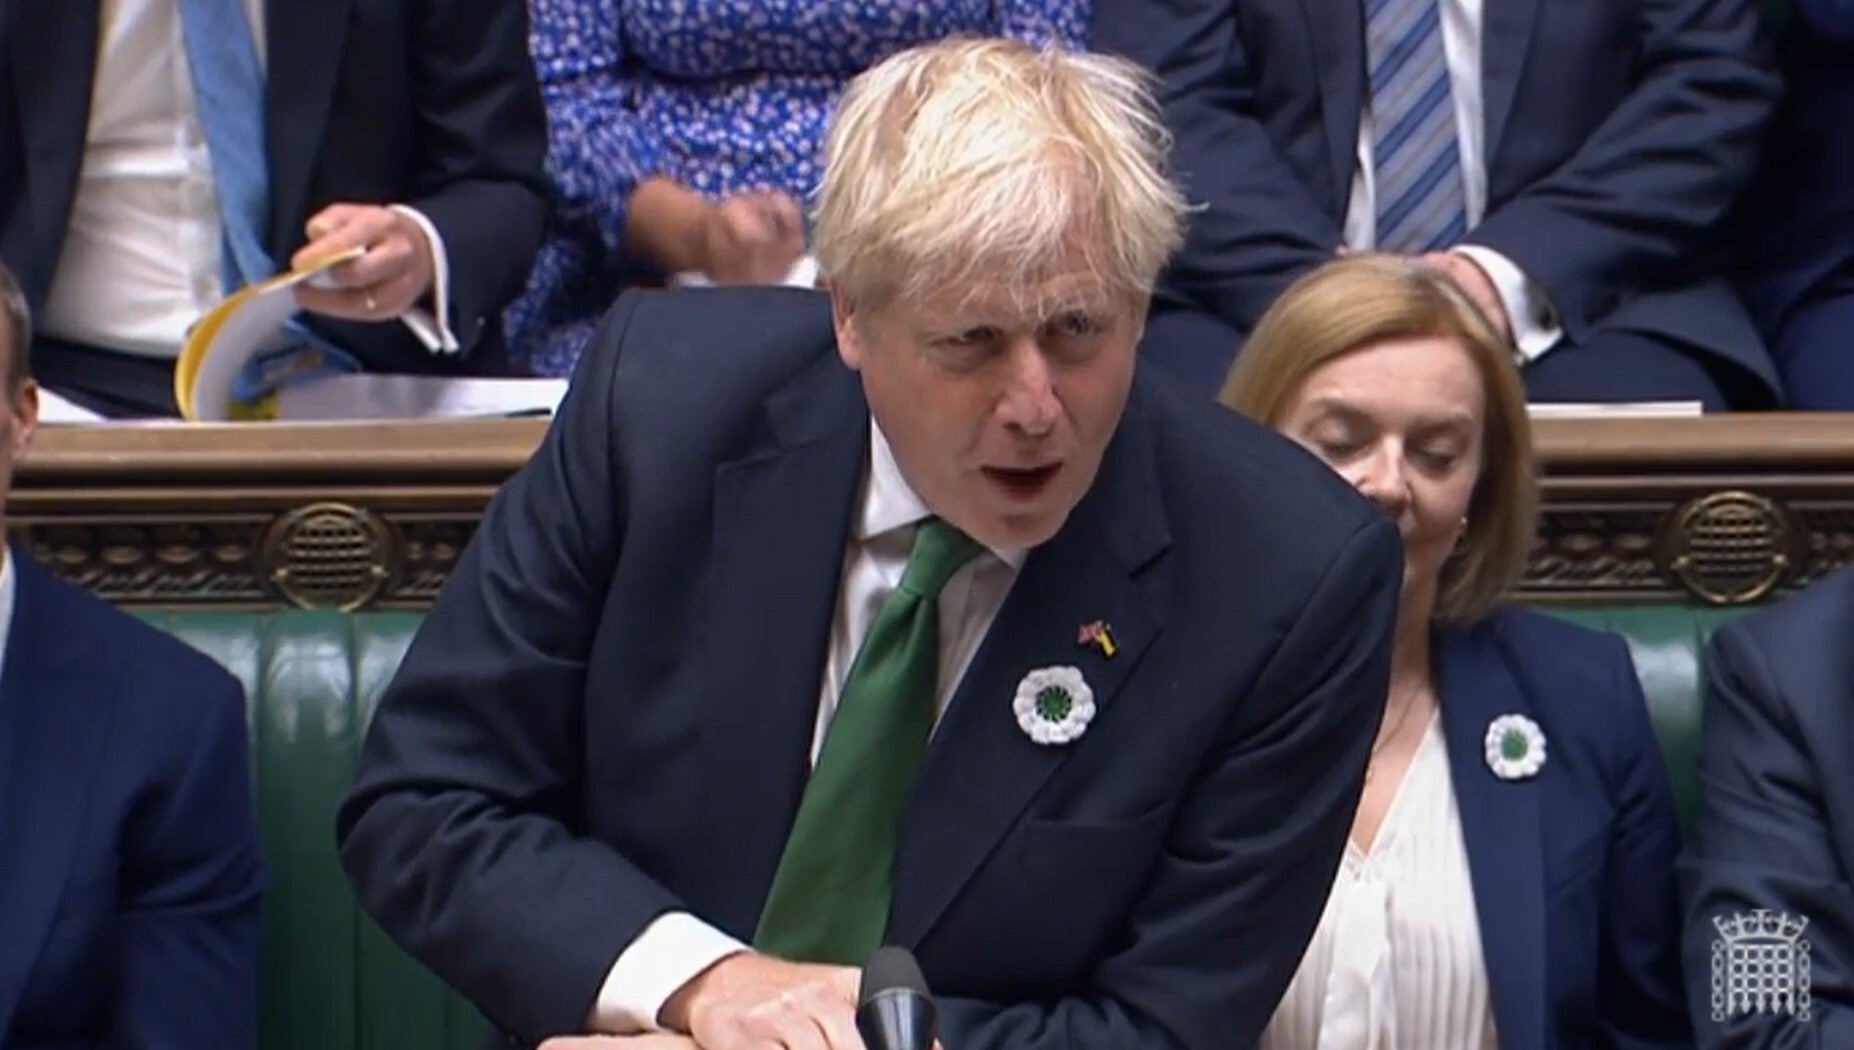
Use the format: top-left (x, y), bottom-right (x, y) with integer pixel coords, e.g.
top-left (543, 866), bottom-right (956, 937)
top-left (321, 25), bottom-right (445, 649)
top-left (859, 946), bottom-right (929, 1006)
top-left (856, 946), bottom-right (936, 1050)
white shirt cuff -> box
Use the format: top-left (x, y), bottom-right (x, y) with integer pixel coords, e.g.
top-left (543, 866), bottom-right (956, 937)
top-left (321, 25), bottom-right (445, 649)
top-left (1453, 245), bottom-right (1562, 363)
top-left (588, 912), bottom-right (748, 1034)
top-left (388, 204), bottom-right (461, 354)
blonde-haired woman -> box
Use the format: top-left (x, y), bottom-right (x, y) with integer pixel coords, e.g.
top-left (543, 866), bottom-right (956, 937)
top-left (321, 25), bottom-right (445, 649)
top-left (1224, 255), bottom-right (1690, 1050)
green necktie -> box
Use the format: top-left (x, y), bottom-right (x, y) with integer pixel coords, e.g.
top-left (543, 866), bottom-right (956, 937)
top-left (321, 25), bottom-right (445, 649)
top-left (753, 518), bottom-right (984, 964)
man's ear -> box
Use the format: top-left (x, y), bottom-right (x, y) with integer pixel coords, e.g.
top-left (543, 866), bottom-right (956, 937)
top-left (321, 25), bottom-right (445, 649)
top-left (10, 380), bottom-right (39, 465)
top-left (827, 279), bottom-right (864, 371)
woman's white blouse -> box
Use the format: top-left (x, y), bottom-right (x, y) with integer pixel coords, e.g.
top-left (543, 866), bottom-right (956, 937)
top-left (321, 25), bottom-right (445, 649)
top-left (1259, 715), bottom-right (1500, 1050)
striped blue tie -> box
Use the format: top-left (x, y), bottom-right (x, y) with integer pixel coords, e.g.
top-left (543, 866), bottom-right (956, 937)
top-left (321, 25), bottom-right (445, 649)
top-left (1367, 0), bottom-right (1468, 252)
top-left (179, 0), bottom-right (275, 292)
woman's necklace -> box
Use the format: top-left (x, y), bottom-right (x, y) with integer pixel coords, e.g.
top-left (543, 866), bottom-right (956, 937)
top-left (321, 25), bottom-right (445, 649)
top-left (1364, 679), bottom-right (1427, 786)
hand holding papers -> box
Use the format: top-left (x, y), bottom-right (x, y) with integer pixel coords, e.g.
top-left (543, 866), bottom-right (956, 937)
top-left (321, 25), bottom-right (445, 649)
top-left (289, 203), bottom-right (438, 324)
top-left (175, 247), bottom-right (364, 421)
top-left (175, 248), bottom-right (565, 422)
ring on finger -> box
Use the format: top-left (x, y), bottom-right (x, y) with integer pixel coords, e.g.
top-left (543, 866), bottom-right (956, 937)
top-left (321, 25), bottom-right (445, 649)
top-left (364, 292), bottom-right (378, 312)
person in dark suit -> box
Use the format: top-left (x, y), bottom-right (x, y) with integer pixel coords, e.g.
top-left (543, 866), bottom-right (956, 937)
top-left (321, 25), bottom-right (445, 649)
top-left (337, 40), bottom-right (1404, 1050)
top-left (1224, 256), bottom-right (1690, 1049)
top-left (0, 261), bottom-right (265, 1047)
top-left (1094, 0), bottom-right (1782, 408)
top-left (1680, 568), bottom-right (1854, 1045)
top-left (0, 0), bottom-right (548, 417)
top-left (1735, 1), bottom-right (1854, 408)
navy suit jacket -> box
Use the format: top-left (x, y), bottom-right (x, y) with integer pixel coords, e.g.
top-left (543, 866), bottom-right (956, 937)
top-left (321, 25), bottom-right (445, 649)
top-left (1092, 0), bottom-right (1782, 397)
top-left (337, 286), bottom-right (1405, 1050)
top-left (1681, 568), bottom-right (1854, 1047)
top-left (0, 0), bottom-right (549, 374)
top-left (1436, 608), bottom-right (1689, 1050)
top-left (1736, 3), bottom-right (1854, 340)
top-left (0, 549), bottom-right (264, 1050)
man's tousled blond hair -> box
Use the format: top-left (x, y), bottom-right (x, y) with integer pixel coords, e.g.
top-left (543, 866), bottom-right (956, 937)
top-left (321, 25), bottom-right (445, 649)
top-left (814, 38), bottom-right (1188, 312)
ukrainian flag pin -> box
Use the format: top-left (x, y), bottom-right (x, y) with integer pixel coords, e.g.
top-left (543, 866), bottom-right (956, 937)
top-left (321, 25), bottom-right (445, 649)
top-left (1077, 620), bottom-right (1117, 658)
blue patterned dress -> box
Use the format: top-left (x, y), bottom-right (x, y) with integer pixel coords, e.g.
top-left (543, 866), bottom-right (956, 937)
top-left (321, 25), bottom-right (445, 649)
top-left (506, 0), bottom-right (1090, 377)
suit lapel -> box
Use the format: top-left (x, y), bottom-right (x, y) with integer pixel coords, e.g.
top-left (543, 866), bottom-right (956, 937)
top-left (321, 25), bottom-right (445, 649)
top-left (1437, 624), bottom-right (1545, 1050)
top-left (5, 0), bottom-right (100, 305)
top-left (1301, 0), bottom-right (1365, 213)
top-left (0, 555), bottom-right (111, 1036)
top-left (694, 358), bottom-right (868, 939)
top-left (887, 394), bottom-right (1170, 949)
top-left (1481, 0), bottom-right (1541, 174)
top-left (264, 0), bottom-right (354, 253)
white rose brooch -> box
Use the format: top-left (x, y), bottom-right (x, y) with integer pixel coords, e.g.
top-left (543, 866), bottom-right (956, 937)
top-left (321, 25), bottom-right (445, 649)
top-left (1484, 713), bottom-right (1547, 780)
top-left (1013, 666), bottom-right (1095, 746)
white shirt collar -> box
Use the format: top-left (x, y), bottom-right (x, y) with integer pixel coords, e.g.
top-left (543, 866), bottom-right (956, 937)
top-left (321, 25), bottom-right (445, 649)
top-left (860, 424), bottom-right (1027, 569)
top-left (0, 547), bottom-right (16, 689)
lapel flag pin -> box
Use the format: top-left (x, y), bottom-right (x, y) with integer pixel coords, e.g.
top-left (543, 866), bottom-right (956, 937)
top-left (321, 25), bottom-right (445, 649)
top-left (1077, 620), bottom-right (1118, 658)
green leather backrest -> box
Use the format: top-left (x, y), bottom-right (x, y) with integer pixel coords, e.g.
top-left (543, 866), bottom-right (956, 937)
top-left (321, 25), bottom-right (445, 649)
top-left (128, 603), bottom-right (1758, 1050)
top-left (1546, 606), bottom-right (1750, 831)
top-left (135, 612), bottom-right (490, 1050)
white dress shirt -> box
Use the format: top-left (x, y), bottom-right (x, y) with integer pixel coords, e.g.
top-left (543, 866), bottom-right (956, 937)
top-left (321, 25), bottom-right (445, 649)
top-left (0, 548), bottom-right (14, 692)
top-left (1260, 715), bottom-right (1498, 1050)
top-left (588, 424), bottom-right (1026, 1033)
top-left (39, 0), bottom-right (457, 360)
top-left (1341, 0), bottom-right (1564, 363)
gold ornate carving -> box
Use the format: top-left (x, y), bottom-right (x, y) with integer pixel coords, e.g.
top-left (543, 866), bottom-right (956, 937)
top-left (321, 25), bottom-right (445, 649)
top-left (1660, 491), bottom-right (1796, 605)
top-left (396, 518), bottom-right (475, 604)
top-left (259, 503), bottom-right (401, 611)
top-left (17, 513), bottom-right (480, 610)
top-left (24, 520), bottom-right (269, 603)
top-left (9, 420), bottom-right (523, 609)
top-left (1524, 509), bottom-right (1668, 598)
top-left (16, 416), bottom-right (1854, 611)
top-left (1763, 504), bottom-right (1854, 592)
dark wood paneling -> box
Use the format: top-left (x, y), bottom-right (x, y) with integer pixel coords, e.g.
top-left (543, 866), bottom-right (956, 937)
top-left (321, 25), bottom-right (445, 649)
top-left (12, 414), bottom-right (1850, 610)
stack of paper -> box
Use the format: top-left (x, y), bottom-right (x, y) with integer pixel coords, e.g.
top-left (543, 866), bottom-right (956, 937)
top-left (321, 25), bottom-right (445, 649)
top-left (1525, 401), bottom-right (1705, 419)
top-left (174, 249), bottom-right (567, 422)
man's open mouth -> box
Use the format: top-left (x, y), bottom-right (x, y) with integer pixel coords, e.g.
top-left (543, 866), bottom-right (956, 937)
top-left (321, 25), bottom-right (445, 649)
top-left (982, 464), bottom-right (1061, 499)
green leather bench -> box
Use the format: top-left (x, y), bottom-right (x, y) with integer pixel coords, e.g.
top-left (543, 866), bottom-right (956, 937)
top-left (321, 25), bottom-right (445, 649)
top-left (138, 611), bottom-right (491, 1050)
top-left (136, 603), bottom-right (1752, 1050)
top-left (1550, 606), bottom-right (1748, 831)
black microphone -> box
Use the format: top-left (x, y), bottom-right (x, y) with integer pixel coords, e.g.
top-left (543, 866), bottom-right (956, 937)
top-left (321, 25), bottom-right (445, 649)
top-left (856, 946), bottom-right (938, 1050)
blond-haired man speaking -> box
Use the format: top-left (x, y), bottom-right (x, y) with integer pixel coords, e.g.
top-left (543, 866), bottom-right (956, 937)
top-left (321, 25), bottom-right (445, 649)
top-left (339, 39), bottom-right (1402, 1050)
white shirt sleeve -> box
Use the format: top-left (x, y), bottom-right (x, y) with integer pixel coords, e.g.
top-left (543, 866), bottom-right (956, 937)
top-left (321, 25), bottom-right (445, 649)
top-left (387, 204), bottom-right (461, 354)
top-left (1452, 244), bottom-right (1563, 364)
top-left (587, 911), bottom-right (749, 1033)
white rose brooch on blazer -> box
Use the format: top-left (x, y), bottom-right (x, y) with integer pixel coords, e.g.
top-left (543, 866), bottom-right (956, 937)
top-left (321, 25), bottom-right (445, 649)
top-left (1484, 713), bottom-right (1547, 780)
top-left (1014, 666), bottom-right (1095, 746)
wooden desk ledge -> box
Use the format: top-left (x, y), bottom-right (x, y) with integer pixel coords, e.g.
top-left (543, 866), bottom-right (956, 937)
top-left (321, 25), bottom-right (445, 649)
top-left (13, 420), bottom-right (546, 612)
top-left (9, 413), bottom-right (1853, 610)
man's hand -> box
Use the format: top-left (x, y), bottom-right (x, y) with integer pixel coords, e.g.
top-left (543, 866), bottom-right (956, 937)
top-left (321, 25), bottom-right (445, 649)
top-left (291, 203), bottom-right (436, 322)
top-left (698, 192), bottom-right (807, 285)
top-left (662, 952), bottom-right (864, 1050)
top-left (1419, 251), bottom-right (1514, 342)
